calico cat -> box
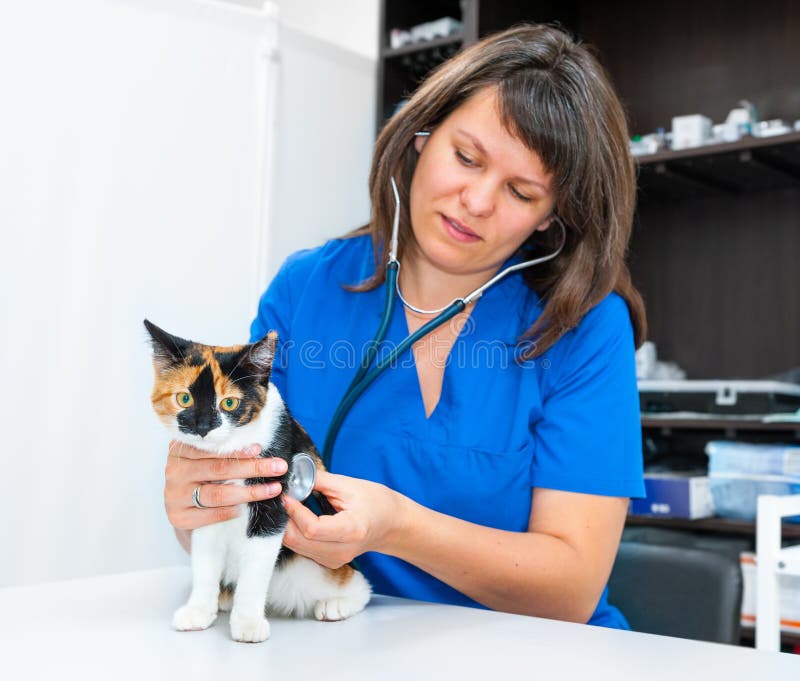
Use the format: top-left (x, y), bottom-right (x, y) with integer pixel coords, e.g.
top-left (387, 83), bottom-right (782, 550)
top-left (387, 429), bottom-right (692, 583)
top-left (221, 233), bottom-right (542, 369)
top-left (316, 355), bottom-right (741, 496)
top-left (144, 320), bottom-right (371, 643)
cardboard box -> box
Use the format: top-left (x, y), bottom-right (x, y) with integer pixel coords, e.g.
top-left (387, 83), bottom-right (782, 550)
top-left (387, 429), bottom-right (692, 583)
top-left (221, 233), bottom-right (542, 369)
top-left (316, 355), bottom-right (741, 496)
top-left (629, 473), bottom-right (714, 519)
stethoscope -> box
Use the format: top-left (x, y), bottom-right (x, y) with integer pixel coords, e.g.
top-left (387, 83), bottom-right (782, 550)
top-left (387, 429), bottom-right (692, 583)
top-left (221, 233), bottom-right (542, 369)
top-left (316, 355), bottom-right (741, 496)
top-left (287, 168), bottom-right (566, 501)
top-left (308, 165), bottom-right (567, 474)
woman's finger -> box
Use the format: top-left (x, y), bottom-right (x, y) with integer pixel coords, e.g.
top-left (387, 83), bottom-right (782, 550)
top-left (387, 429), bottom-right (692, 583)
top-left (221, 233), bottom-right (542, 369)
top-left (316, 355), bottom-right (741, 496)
top-left (172, 505), bottom-right (241, 531)
top-left (192, 481), bottom-right (283, 508)
top-left (311, 470), bottom-right (350, 496)
top-left (283, 519), bottom-right (355, 569)
top-left (283, 494), bottom-right (346, 542)
top-left (168, 439), bottom-right (262, 460)
top-left (193, 455), bottom-right (288, 483)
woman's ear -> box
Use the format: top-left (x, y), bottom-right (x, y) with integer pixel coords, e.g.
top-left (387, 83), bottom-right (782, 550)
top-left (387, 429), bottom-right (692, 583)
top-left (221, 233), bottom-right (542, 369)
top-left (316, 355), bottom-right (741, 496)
top-left (413, 132), bottom-right (429, 154)
top-left (533, 214), bottom-right (555, 232)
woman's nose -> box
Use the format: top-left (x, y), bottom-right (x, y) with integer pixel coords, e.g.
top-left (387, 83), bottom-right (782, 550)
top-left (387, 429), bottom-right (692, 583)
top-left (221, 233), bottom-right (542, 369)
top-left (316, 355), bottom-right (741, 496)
top-left (459, 178), bottom-right (495, 218)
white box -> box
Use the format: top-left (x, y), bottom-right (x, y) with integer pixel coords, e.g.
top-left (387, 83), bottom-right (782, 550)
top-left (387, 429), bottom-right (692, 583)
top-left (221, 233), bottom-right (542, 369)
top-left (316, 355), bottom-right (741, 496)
top-left (410, 17), bottom-right (463, 42)
top-left (740, 552), bottom-right (800, 634)
top-left (671, 114), bottom-right (713, 150)
top-left (707, 441), bottom-right (800, 521)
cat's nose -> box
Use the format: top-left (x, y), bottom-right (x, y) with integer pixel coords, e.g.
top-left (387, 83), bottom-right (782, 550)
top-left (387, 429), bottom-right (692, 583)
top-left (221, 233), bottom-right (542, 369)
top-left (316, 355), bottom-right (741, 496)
top-left (193, 411), bottom-right (220, 438)
top-left (195, 417), bottom-right (213, 437)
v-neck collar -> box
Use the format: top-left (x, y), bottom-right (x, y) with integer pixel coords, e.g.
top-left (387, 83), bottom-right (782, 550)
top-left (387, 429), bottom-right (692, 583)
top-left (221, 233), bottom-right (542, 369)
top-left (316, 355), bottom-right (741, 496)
top-left (399, 299), bottom-right (480, 422)
top-left (369, 251), bottom-right (540, 430)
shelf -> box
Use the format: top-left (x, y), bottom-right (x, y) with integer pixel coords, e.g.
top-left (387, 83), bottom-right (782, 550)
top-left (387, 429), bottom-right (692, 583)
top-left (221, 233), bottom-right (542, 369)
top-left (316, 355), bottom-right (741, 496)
top-left (637, 131), bottom-right (800, 165)
top-left (641, 416), bottom-right (800, 439)
top-left (739, 626), bottom-right (800, 650)
top-left (381, 34), bottom-right (463, 59)
top-left (635, 131), bottom-right (800, 200)
top-left (625, 515), bottom-right (800, 539)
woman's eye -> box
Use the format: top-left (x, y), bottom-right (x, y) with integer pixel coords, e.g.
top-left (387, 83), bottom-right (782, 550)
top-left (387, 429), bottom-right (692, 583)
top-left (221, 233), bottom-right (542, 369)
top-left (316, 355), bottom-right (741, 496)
top-left (455, 150), bottom-right (475, 166)
top-left (509, 185), bottom-right (532, 202)
top-left (220, 397), bottom-right (240, 412)
top-left (176, 392), bottom-right (194, 408)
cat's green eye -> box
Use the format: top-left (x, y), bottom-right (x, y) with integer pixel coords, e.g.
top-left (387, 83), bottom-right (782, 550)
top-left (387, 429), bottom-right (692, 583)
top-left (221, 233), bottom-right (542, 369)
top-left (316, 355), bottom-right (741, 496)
top-left (221, 397), bottom-right (240, 412)
top-left (176, 392), bottom-right (194, 408)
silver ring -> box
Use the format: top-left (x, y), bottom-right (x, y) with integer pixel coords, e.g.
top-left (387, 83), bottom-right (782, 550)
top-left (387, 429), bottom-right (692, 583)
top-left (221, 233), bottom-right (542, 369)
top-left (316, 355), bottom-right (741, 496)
top-left (191, 485), bottom-right (208, 509)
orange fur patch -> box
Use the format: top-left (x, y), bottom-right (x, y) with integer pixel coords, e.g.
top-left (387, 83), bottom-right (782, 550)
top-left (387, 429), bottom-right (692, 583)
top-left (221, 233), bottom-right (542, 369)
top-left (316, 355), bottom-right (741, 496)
top-left (150, 343), bottom-right (267, 423)
top-left (150, 363), bottom-right (203, 419)
top-left (328, 564), bottom-right (355, 586)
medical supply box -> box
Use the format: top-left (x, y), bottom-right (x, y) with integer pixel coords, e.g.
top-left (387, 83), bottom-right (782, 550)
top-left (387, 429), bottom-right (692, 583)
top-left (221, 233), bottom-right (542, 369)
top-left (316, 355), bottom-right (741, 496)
top-left (629, 473), bottom-right (714, 519)
top-left (671, 114), bottom-right (712, 150)
top-left (740, 552), bottom-right (800, 634)
top-left (706, 441), bottom-right (800, 521)
top-left (638, 380), bottom-right (800, 416)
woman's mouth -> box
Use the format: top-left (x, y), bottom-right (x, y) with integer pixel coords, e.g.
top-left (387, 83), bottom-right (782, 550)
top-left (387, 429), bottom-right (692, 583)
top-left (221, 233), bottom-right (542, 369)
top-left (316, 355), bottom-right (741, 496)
top-left (441, 214), bottom-right (481, 243)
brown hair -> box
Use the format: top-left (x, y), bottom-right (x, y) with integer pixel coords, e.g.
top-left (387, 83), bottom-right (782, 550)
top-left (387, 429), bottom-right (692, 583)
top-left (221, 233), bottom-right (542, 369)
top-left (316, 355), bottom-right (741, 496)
top-left (349, 23), bottom-right (646, 357)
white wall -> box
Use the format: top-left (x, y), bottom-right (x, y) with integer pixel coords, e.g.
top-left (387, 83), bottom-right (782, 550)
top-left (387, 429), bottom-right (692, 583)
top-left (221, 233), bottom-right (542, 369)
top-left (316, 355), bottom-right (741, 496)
top-left (0, 0), bottom-right (376, 587)
top-left (267, 25), bottom-right (376, 275)
top-left (235, 0), bottom-right (379, 60)
top-left (226, 0), bottom-right (378, 276)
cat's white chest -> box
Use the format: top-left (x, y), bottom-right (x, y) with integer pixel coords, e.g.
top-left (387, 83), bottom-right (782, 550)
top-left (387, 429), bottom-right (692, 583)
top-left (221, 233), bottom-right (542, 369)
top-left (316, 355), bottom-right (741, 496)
top-left (222, 518), bottom-right (251, 585)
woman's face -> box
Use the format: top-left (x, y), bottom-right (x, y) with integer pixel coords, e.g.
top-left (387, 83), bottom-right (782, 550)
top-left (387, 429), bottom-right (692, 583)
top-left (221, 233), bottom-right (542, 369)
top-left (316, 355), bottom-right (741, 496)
top-left (409, 86), bottom-right (556, 279)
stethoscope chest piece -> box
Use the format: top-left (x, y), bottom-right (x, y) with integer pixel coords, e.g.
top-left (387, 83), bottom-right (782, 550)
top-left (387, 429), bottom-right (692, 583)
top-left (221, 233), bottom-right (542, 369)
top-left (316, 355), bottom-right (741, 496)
top-left (286, 453), bottom-right (316, 501)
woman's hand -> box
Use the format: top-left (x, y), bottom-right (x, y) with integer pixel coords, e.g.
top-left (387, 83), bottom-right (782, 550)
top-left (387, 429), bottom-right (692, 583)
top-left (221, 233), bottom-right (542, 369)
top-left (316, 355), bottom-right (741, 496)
top-left (282, 471), bottom-right (407, 569)
top-left (164, 439), bottom-right (288, 532)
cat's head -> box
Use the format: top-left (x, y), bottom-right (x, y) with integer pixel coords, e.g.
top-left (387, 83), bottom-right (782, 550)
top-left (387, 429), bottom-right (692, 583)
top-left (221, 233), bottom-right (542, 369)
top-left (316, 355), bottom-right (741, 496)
top-left (143, 319), bottom-right (277, 448)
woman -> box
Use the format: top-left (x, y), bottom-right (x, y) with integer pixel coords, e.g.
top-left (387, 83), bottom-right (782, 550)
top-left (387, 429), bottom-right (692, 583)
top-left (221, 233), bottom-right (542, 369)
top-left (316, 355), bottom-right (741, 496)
top-left (165, 24), bottom-right (647, 628)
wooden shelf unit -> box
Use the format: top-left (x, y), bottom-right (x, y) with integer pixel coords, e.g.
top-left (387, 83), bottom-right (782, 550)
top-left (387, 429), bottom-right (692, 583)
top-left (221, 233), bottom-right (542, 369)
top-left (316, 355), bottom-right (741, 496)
top-left (636, 131), bottom-right (800, 200)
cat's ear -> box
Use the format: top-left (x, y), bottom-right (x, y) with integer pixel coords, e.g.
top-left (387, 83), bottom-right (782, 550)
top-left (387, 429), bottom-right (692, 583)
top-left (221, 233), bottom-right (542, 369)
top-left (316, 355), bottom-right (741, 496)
top-left (143, 319), bottom-right (191, 372)
top-left (246, 330), bottom-right (278, 383)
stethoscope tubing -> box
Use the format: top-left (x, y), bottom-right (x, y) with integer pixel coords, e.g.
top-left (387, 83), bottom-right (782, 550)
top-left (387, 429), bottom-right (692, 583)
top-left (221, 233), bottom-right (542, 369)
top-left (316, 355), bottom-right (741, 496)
top-left (320, 263), bottom-right (398, 467)
top-left (346, 261), bottom-right (399, 391)
top-left (320, 175), bottom-right (566, 471)
top-left (321, 263), bottom-right (465, 468)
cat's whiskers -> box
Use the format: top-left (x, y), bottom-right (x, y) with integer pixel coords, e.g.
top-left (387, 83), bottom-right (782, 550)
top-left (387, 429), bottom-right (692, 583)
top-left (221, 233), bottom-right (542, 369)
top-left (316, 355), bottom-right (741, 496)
top-left (226, 350), bottom-right (249, 380)
top-left (228, 373), bottom-right (262, 386)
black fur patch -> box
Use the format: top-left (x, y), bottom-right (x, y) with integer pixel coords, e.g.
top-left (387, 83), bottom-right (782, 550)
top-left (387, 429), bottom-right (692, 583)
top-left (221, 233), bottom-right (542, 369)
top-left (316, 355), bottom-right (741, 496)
top-left (185, 350), bottom-right (206, 367)
top-left (143, 319), bottom-right (192, 369)
top-left (213, 350), bottom-right (242, 372)
top-left (177, 364), bottom-right (222, 437)
top-left (245, 407), bottom-right (329, 539)
top-left (214, 348), bottom-right (271, 428)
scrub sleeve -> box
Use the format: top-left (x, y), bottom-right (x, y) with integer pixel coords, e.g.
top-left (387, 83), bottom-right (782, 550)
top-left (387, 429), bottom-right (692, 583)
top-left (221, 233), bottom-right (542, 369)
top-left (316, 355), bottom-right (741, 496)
top-left (250, 235), bottom-right (645, 629)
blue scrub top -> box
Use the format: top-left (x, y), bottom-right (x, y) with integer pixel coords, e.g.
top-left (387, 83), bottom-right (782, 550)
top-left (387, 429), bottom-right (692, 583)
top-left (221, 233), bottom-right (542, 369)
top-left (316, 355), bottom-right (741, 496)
top-left (250, 234), bottom-right (645, 629)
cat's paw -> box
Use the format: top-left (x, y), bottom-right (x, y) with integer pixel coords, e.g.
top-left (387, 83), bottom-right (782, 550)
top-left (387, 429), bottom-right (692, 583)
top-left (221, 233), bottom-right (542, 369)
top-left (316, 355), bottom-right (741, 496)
top-left (172, 604), bottom-right (218, 631)
top-left (230, 614), bottom-right (271, 643)
top-left (313, 596), bottom-right (366, 622)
